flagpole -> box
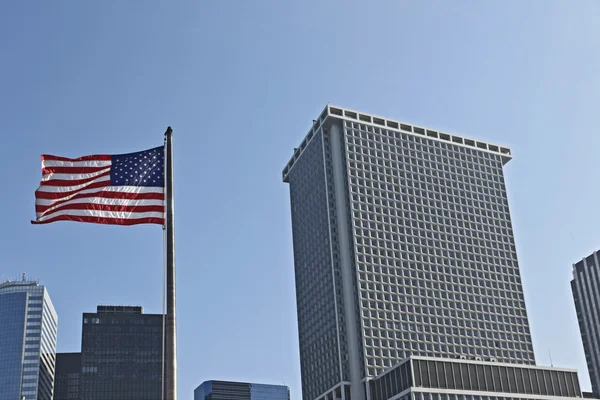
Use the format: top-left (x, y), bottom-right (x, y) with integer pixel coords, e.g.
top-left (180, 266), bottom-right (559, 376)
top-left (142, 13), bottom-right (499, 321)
top-left (164, 126), bottom-right (177, 400)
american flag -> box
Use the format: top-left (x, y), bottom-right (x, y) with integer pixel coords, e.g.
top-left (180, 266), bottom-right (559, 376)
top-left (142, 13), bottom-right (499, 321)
top-left (33, 146), bottom-right (165, 226)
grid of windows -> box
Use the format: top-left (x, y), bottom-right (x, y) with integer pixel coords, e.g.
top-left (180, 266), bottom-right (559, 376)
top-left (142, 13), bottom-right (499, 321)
top-left (80, 307), bottom-right (165, 399)
top-left (0, 282), bottom-right (57, 400)
top-left (285, 107), bottom-right (540, 400)
top-left (342, 121), bottom-right (535, 376)
top-left (54, 353), bottom-right (81, 400)
top-left (571, 250), bottom-right (600, 397)
top-left (0, 291), bottom-right (27, 400)
top-left (288, 130), bottom-right (345, 400)
top-left (369, 358), bottom-right (413, 400)
top-left (250, 383), bottom-right (291, 400)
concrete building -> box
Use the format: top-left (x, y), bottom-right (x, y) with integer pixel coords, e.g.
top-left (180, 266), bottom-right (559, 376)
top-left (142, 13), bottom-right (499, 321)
top-left (0, 277), bottom-right (58, 400)
top-left (571, 250), bottom-right (600, 396)
top-left (79, 305), bottom-right (165, 400)
top-left (53, 353), bottom-right (81, 400)
top-left (369, 356), bottom-right (581, 400)
top-left (283, 106), bottom-right (536, 400)
top-left (194, 380), bottom-right (290, 400)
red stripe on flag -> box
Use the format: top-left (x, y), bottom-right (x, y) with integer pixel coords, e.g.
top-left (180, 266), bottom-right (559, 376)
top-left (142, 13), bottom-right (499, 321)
top-left (42, 166), bottom-right (109, 175)
top-left (38, 203), bottom-right (164, 217)
top-left (31, 215), bottom-right (165, 226)
top-left (41, 154), bottom-right (112, 162)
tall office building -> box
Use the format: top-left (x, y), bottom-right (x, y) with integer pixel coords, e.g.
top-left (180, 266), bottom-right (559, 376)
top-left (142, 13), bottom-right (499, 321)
top-left (571, 250), bottom-right (600, 396)
top-left (53, 353), bottom-right (81, 400)
top-left (80, 305), bottom-right (165, 400)
top-left (194, 380), bottom-right (290, 400)
top-left (283, 106), bottom-right (536, 400)
top-left (0, 277), bottom-right (58, 400)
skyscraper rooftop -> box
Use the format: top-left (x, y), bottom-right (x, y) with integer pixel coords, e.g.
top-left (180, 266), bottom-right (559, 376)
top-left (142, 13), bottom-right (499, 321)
top-left (283, 105), bottom-right (512, 183)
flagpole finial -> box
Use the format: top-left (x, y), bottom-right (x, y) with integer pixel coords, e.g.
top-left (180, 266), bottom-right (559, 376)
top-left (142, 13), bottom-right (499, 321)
top-left (165, 126), bottom-right (173, 137)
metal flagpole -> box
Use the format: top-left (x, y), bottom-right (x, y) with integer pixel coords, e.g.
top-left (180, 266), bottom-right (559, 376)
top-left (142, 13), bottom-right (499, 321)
top-left (164, 126), bottom-right (177, 400)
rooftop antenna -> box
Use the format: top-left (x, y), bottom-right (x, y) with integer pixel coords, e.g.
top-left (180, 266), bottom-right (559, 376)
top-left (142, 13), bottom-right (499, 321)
top-left (22, 273), bottom-right (26, 281)
top-left (549, 349), bottom-right (554, 367)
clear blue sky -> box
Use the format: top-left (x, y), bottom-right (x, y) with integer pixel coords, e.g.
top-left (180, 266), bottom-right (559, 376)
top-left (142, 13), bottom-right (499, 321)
top-left (1, 1), bottom-right (599, 398)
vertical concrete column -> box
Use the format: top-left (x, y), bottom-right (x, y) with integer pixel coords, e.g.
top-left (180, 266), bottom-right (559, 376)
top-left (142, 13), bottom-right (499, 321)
top-left (329, 122), bottom-right (364, 400)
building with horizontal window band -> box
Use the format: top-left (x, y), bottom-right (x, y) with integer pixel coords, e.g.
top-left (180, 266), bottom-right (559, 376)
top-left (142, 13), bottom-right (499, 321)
top-left (194, 380), bottom-right (290, 400)
top-left (370, 356), bottom-right (581, 400)
top-left (283, 105), bottom-right (583, 400)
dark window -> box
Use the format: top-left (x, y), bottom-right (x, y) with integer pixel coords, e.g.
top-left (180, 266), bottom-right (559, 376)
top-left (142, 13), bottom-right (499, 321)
top-left (551, 370), bottom-right (560, 395)
top-left (514, 368), bottom-right (525, 393)
top-left (476, 364), bottom-right (486, 391)
top-left (437, 362), bottom-right (447, 389)
top-left (566, 372), bottom-right (578, 397)
top-left (483, 365), bottom-right (493, 392)
top-left (405, 363), bottom-right (413, 387)
top-left (429, 361), bottom-right (439, 387)
top-left (414, 360), bottom-right (423, 387)
top-left (542, 370), bottom-right (553, 395)
top-left (530, 368), bottom-right (540, 394)
top-left (537, 370), bottom-right (548, 395)
top-left (499, 366), bottom-right (510, 393)
top-left (521, 368), bottom-right (533, 394)
top-left (558, 371), bottom-right (569, 397)
top-left (385, 373), bottom-right (392, 400)
top-left (491, 365), bottom-right (501, 392)
top-left (444, 362), bottom-right (454, 390)
top-left (467, 364), bottom-right (477, 391)
top-left (460, 363), bottom-right (471, 391)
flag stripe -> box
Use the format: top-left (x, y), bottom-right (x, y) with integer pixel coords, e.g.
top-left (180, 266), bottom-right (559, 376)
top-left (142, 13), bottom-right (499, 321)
top-left (37, 197), bottom-right (165, 216)
top-left (35, 186), bottom-right (164, 202)
top-left (37, 196), bottom-right (164, 212)
top-left (31, 215), bottom-right (164, 226)
top-left (35, 176), bottom-right (111, 194)
top-left (42, 166), bottom-right (110, 175)
top-left (41, 154), bottom-right (112, 162)
top-left (42, 167), bottom-right (111, 182)
top-left (40, 170), bottom-right (112, 186)
top-left (41, 159), bottom-right (112, 168)
top-left (35, 187), bottom-right (164, 207)
top-left (39, 203), bottom-right (165, 220)
top-left (34, 208), bottom-right (164, 222)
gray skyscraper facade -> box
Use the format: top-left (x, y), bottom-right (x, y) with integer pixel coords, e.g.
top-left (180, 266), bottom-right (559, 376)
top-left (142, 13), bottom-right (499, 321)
top-left (571, 250), bottom-right (600, 397)
top-left (283, 106), bottom-right (536, 400)
top-left (0, 278), bottom-right (58, 400)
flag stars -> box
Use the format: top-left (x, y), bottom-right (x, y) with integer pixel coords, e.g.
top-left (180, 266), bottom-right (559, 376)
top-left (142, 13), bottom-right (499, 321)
top-left (111, 148), bottom-right (163, 187)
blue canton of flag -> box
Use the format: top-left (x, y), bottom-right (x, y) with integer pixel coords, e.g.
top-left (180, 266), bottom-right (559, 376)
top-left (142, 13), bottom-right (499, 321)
top-left (111, 147), bottom-right (165, 187)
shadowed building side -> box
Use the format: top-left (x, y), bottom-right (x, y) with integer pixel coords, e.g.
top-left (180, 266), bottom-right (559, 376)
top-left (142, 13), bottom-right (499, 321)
top-left (572, 250), bottom-right (600, 397)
